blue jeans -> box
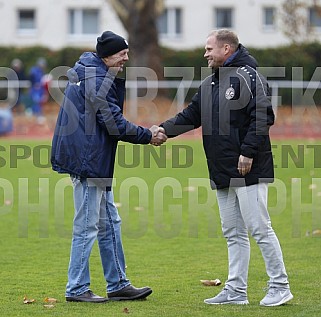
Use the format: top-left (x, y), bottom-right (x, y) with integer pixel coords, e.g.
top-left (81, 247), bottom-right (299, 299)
top-left (216, 183), bottom-right (289, 295)
top-left (65, 177), bottom-right (130, 297)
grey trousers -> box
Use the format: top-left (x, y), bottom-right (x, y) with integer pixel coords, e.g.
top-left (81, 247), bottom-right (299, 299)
top-left (216, 183), bottom-right (289, 295)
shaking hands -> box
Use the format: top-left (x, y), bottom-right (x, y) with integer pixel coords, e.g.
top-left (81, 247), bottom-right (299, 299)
top-left (149, 125), bottom-right (167, 146)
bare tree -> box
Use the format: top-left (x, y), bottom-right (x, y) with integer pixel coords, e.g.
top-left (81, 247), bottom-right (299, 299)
top-left (109, 0), bottom-right (164, 79)
top-left (280, 0), bottom-right (321, 43)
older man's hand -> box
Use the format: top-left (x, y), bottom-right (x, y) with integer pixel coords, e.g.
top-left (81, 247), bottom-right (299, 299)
top-left (149, 125), bottom-right (167, 146)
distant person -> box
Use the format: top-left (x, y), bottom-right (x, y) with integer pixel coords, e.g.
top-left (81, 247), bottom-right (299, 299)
top-left (51, 30), bottom-right (166, 303)
top-left (8, 58), bottom-right (26, 113)
top-left (28, 57), bottom-right (47, 122)
top-left (160, 29), bottom-right (293, 307)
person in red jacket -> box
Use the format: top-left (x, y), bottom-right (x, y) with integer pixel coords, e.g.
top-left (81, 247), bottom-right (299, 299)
top-left (161, 29), bottom-right (293, 307)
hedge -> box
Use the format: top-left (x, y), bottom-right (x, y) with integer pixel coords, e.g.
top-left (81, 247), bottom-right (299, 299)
top-left (1, 43), bottom-right (320, 79)
top-left (1, 42), bottom-right (320, 105)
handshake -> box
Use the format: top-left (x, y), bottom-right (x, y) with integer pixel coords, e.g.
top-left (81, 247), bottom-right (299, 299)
top-left (149, 125), bottom-right (168, 146)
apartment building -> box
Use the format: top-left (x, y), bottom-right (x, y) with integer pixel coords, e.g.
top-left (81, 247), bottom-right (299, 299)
top-left (0, 0), bottom-right (320, 50)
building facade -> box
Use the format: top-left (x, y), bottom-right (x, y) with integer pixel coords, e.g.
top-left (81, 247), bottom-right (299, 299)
top-left (0, 0), bottom-right (320, 50)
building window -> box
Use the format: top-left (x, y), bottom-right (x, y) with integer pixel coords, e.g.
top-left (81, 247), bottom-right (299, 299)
top-left (309, 6), bottom-right (321, 28)
top-left (215, 8), bottom-right (233, 28)
top-left (263, 7), bottom-right (276, 30)
top-left (158, 8), bottom-right (182, 37)
top-left (18, 9), bottom-right (36, 32)
top-left (68, 9), bottom-right (99, 35)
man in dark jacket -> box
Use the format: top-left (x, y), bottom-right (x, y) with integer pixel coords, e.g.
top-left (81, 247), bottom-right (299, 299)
top-left (51, 31), bottom-right (166, 303)
top-left (161, 29), bottom-right (293, 307)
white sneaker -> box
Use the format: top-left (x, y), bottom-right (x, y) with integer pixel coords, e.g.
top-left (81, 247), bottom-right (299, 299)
top-left (260, 287), bottom-right (293, 307)
top-left (204, 288), bottom-right (249, 305)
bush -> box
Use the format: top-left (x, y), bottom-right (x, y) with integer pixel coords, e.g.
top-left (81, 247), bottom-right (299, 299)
top-left (1, 42), bottom-right (321, 105)
top-left (1, 42), bottom-right (320, 80)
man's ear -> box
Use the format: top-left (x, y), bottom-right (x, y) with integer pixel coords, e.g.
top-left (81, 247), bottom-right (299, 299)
top-left (224, 43), bottom-right (231, 54)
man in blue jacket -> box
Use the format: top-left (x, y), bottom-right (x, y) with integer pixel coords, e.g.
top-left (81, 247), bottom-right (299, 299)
top-left (161, 29), bottom-right (293, 307)
top-left (51, 31), bottom-right (166, 303)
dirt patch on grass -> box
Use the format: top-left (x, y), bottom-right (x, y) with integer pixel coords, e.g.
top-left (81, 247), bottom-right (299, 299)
top-left (3, 99), bottom-right (321, 139)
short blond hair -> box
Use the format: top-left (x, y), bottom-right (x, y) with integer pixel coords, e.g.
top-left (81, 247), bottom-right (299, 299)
top-left (208, 29), bottom-right (239, 51)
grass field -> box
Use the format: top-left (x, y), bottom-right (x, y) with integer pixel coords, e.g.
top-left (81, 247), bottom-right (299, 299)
top-left (0, 138), bottom-right (320, 317)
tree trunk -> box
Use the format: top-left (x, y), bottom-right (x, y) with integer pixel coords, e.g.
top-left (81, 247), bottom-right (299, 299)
top-left (109, 0), bottom-right (164, 80)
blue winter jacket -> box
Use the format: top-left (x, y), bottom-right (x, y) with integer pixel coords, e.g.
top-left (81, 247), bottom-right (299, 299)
top-left (51, 52), bottom-right (152, 187)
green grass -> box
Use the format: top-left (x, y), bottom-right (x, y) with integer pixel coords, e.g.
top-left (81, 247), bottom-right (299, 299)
top-left (0, 138), bottom-right (320, 316)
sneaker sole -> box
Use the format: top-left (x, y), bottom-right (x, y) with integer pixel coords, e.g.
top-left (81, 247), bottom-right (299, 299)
top-left (204, 300), bottom-right (249, 305)
top-left (260, 293), bottom-right (293, 307)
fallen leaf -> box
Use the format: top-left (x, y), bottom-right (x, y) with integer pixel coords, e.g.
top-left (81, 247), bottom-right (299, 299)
top-left (183, 186), bottom-right (196, 192)
top-left (43, 304), bottom-right (55, 309)
top-left (23, 296), bottom-right (35, 304)
top-left (200, 279), bottom-right (222, 286)
top-left (123, 307), bottom-right (130, 314)
top-left (44, 297), bottom-right (58, 303)
top-left (312, 229), bottom-right (321, 236)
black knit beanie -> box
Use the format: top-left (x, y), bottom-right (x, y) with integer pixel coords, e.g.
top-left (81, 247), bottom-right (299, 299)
top-left (96, 31), bottom-right (128, 58)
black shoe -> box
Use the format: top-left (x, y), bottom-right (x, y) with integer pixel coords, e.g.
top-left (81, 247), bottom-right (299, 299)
top-left (66, 290), bottom-right (109, 303)
top-left (108, 285), bottom-right (152, 301)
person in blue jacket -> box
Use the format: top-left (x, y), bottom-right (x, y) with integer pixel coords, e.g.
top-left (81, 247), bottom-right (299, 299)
top-left (28, 57), bottom-right (46, 119)
top-left (161, 29), bottom-right (293, 307)
top-left (51, 31), bottom-right (167, 303)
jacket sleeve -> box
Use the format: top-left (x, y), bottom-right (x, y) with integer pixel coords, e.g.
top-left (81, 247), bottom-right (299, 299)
top-left (240, 73), bottom-right (275, 158)
top-left (89, 77), bottom-right (152, 144)
top-left (160, 91), bottom-right (202, 137)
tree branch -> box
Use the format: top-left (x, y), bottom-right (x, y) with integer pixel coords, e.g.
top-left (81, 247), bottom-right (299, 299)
top-left (109, 0), bottom-right (130, 24)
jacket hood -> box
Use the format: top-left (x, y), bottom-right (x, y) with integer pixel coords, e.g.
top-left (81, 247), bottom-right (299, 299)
top-left (67, 52), bottom-right (108, 83)
top-left (224, 44), bottom-right (258, 69)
